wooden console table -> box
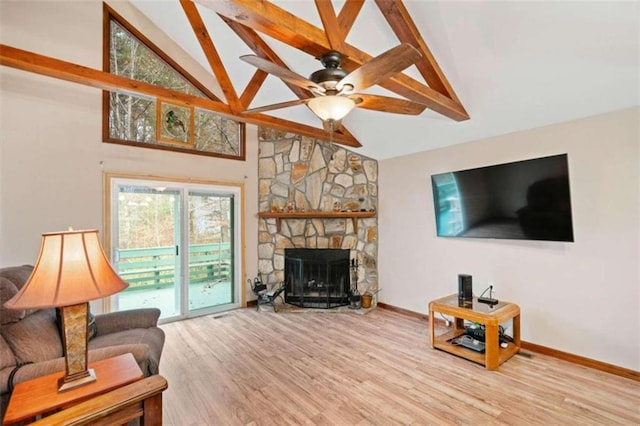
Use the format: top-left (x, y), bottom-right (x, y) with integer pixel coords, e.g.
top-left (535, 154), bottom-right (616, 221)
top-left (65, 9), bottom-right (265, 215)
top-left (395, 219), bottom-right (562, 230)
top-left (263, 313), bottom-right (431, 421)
top-left (429, 294), bottom-right (521, 370)
top-left (3, 353), bottom-right (143, 425)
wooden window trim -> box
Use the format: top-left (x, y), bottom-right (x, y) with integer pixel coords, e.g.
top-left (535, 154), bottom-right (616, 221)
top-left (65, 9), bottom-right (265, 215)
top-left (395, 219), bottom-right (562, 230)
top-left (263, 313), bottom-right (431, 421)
top-left (101, 3), bottom-right (246, 161)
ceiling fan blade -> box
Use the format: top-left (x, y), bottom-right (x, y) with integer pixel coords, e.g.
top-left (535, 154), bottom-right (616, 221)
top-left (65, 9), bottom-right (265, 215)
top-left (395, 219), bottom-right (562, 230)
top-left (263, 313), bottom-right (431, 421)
top-left (240, 55), bottom-right (325, 94)
top-left (337, 43), bottom-right (422, 93)
top-left (244, 98), bottom-right (309, 114)
top-left (351, 94), bottom-right (427, 115)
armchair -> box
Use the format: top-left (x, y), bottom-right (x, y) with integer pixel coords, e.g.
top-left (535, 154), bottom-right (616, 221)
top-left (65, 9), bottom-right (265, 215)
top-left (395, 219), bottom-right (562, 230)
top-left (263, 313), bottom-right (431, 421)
top-left (0, 265), bottom-right (165, 422)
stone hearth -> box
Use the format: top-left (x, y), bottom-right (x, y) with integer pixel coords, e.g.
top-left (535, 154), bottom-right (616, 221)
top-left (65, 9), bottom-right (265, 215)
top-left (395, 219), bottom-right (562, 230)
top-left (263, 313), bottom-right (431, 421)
top-left (257, 127), bottom-right (378, 301)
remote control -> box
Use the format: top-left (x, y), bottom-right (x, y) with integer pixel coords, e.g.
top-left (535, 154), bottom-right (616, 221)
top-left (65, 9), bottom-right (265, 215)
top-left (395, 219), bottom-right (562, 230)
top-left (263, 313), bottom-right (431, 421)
top-left (478, 296), bottom-right (499, 305)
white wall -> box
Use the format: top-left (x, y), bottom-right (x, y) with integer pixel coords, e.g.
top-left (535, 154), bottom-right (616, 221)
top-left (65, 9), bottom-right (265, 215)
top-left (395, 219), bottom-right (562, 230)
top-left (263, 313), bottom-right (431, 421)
top-left (379, 108), bottom-right (640, 370)
top-left (0, 1), bottom-right (259, 312)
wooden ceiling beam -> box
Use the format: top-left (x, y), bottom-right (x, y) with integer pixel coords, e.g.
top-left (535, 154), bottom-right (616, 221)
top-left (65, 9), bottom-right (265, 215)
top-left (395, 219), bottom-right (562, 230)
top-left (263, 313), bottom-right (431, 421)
top-left (0, 44), bottom-right (361, 148)
top-left (219, 16), bottom-right (314, 106)
top-left (339, 45), bottom-right (468, 120)
top-left (375, 0), bottom-right (464, 106)
top-left (196, 0), bottom-right (469, 121)
top-left (239, 69), bottom-right (268, 108)
top-left (196, 0), bottom-right (330, 58)
top-left (179, 0), bottom-right (242, 112)
top-left (338, 0), bottom-right (365, 36)
top-left (315, 1), bottom-right (346, 52)
top-left (331, 123), bottom-right (357, 142)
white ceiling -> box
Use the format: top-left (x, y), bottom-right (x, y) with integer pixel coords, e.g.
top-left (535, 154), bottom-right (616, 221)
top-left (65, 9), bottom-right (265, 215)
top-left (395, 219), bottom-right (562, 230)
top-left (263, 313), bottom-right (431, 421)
top-left (130, 1), bottom-right (640, 160)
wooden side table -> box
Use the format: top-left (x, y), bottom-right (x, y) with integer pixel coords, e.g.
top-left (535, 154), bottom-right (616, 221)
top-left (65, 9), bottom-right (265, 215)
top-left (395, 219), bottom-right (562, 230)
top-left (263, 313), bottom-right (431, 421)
top-left (429, 294), bottom-right (521, 370)
top-left (3, 353), bottom-right (144, 425)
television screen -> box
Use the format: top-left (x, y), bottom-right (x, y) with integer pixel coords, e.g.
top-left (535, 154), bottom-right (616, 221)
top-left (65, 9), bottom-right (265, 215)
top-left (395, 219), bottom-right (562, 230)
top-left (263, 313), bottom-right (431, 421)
top-left (431, 154), bottom-right (574, 242)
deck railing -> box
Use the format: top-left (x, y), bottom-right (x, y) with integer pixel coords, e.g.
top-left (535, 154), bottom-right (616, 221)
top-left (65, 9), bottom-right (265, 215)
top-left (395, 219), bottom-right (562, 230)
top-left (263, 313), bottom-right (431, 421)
top-left (116, 242), bottom-right (232, 291)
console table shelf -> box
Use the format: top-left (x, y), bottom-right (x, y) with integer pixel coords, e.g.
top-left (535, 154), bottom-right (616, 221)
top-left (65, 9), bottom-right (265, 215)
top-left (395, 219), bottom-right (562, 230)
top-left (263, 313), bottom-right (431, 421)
top-left (258, 211), bottom-right (376, 232)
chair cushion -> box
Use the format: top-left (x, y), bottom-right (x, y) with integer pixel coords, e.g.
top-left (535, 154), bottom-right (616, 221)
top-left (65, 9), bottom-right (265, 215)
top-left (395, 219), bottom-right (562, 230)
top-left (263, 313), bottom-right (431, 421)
top-left (0, 265), bottom-right (36, 317)
top-left (0, 334), bottom-right (16, 370)
top-left (0, 277), bottom-right (25, 325)
top-left (0, 309), bottom-right (63, 364)
top-left (0, 265), bottom-right (34, 290)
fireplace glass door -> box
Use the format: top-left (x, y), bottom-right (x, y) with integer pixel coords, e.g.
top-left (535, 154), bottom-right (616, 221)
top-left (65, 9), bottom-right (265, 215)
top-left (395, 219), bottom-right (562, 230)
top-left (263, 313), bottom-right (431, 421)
top-left (284, 249), bottom-right (350, 309)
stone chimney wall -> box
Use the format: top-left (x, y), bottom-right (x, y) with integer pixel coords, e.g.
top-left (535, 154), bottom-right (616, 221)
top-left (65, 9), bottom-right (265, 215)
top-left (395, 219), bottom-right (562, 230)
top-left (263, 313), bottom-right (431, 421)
top-left (257, 127), bottom-right (378, 297)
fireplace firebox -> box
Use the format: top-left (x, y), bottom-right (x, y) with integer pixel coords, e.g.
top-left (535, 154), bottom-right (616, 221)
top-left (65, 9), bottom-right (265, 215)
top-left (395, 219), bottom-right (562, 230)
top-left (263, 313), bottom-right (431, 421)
top-left (284, 249), bottom-right (351, 308)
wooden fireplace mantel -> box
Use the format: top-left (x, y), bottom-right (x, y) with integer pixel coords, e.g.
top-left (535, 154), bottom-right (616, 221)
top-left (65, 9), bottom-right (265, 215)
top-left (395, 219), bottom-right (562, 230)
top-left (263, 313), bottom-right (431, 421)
top-left (257, 211), bottom-right (376, 233)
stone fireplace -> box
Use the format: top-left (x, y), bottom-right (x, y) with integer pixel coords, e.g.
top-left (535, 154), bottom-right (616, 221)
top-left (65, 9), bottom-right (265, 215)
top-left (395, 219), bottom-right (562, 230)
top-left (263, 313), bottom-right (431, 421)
top-left (257, 127), bottom-right (378, 305)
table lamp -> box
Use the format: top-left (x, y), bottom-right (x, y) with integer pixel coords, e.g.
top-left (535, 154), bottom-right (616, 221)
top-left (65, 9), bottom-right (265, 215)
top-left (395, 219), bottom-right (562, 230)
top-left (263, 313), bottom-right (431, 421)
top-left (3, 229), bottom-right (128, 392)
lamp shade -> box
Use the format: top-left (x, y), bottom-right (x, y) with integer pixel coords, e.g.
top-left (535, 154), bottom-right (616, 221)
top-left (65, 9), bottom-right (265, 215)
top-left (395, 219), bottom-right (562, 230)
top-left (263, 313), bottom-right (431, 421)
top-left (4, 229), bottom-right (128, 309)
top-left (307, 95), bottom-right (356, 122)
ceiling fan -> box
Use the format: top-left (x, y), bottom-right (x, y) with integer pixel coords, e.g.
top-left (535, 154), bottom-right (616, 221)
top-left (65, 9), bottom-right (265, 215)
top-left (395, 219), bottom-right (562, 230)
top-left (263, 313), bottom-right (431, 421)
top-left (240, 43), bottom-right (427, 129)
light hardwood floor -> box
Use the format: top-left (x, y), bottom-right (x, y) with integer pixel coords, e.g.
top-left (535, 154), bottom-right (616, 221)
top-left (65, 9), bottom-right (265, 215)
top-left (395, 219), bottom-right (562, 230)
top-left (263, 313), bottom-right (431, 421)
top-left (159, 307), bottom-right (639, 425)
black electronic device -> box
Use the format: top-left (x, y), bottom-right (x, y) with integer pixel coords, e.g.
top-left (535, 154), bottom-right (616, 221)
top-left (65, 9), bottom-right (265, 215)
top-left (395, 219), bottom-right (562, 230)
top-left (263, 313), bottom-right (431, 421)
top-left (465, 325), bottom-right (485, 342)
top-left (478, 284), bottom-right (498, 305)
top-left (458, 274), bottom-right (472, 301)
top-left (431, 154), bottom-right (574, 242)
top-left (451, 335), bottom-right (486, 353)
top-left (463, 324), bottom-right (511, 346)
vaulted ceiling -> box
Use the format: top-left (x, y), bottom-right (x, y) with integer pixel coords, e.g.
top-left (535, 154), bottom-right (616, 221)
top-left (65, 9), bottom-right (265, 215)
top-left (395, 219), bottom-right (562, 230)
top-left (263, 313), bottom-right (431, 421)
top-left (168, 0), bottom-right (471, 148)
top-left (1, 1), bottom-right (638, 159)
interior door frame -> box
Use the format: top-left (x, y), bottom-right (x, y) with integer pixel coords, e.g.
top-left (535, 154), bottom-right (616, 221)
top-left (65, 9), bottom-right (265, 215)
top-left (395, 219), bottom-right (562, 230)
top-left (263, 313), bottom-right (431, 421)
top-left (102, 172), bottom-right (246, 320)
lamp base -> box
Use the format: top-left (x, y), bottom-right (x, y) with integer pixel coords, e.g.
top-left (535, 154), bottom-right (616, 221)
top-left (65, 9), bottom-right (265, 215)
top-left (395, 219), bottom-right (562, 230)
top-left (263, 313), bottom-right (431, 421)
top-left (58, 302), bottom-right (94, 393)
top-left (58, 368), bottom-right (96, 392)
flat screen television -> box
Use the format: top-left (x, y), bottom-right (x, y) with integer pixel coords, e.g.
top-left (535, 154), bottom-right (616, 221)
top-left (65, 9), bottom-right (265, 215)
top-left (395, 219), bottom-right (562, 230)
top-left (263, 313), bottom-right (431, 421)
top-left (431, 154), bottom-right (574, 242)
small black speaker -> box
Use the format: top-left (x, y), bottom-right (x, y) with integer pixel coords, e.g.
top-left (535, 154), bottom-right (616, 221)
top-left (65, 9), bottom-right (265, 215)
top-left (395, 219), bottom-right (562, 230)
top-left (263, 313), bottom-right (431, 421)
top-left (458, 274), bottom-right (473, 301)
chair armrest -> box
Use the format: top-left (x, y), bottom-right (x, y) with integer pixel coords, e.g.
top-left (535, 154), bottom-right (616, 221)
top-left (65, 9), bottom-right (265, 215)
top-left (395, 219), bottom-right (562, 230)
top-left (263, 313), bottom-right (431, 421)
top-left (94, 308), bottom-right (161, 336)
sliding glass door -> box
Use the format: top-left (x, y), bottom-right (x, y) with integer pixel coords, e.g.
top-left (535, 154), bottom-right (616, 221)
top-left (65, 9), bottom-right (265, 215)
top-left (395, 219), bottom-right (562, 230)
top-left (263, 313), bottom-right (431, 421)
top-left (187, 191), bottom-right (235, 313)
top-left (107, 176), bottom-right (242, 321)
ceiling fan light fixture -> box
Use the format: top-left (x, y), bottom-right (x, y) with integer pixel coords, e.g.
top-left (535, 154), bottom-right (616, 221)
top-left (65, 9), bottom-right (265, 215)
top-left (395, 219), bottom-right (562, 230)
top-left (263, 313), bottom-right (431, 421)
top-left (307, 96), bottom-right (356, 122)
